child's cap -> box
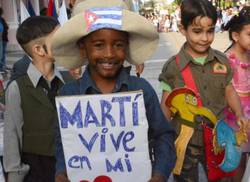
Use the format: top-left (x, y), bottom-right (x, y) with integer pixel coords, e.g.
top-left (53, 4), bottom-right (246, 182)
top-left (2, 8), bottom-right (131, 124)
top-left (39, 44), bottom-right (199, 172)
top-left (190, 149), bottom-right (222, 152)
top-left (52, 0), bottom-right (159, 69)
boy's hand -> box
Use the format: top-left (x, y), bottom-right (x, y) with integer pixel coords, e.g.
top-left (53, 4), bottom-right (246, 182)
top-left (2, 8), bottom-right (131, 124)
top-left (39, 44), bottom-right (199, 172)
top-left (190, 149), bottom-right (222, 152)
top-left (148, 173), bottom-right (166, 182)
top-left (135, 64), bottom-right (144, 77)
top-left (55, 172), bottom-right (70, 182)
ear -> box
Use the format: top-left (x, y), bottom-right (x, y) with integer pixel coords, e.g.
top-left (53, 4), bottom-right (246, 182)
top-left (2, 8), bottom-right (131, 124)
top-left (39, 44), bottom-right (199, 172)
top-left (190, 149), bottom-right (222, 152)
top-left (231, 32), bottom-right (239, 42)
top-left (179, 24), bottom-right (186, 36)
top-left (32, 44), bottom-right (46, 57)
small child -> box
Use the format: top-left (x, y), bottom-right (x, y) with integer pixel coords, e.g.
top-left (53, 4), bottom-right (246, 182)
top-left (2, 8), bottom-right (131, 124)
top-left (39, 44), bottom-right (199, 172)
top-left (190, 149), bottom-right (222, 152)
top-left (52, 0), bottom-right (176, 181)
top-left (223, 6), bottom-right (250, 181)
top-left (3, 16), bottom-right (64, 182)
top-left (159, 0), bottom-right (247, 181)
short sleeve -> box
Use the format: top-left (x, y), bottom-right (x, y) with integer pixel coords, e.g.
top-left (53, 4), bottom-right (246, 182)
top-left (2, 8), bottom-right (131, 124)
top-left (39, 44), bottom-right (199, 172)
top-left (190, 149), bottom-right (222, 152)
top-left (158, 57), bottom-right (178, 89)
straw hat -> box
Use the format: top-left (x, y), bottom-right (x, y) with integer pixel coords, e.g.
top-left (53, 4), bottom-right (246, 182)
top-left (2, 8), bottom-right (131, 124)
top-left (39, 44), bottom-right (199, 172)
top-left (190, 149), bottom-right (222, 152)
top-left (52, 0), bottom-right (159, 69)
top-left (72, 0), bottom-right (131, 16)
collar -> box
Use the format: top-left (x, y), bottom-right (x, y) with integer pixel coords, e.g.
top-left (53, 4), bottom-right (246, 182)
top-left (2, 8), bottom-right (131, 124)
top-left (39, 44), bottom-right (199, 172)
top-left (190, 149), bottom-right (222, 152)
top-left (27, 63), bottom-right (64, 87)
top-left (78, 66), bottom-right (130, 94)
top-left (178, 43), bottom-right (219, 70)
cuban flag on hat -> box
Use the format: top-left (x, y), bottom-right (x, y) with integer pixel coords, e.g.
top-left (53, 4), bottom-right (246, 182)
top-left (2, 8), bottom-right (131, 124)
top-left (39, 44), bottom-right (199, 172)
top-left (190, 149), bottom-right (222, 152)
top-left (85, 7), bottom-right (122, 32)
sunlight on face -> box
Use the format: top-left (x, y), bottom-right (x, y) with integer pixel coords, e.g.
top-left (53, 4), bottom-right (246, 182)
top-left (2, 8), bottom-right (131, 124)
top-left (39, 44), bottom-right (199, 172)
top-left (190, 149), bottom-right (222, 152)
top-left (236, 24), bottom-right (250, 52)
top-left (182, 16), bottom-right (215, 58)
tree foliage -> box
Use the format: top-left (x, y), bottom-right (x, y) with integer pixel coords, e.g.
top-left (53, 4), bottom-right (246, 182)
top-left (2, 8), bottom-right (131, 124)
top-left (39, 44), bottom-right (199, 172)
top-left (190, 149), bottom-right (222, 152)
top-left (173, 0), bottom-right (182, 5)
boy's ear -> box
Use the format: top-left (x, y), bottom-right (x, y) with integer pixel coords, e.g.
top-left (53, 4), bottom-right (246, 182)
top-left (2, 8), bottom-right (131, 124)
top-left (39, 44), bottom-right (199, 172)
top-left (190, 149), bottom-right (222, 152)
top-left (179, 24), bottom-right (186, 36)
top-left (231, 32), bottom-right (239, 43)
top-left (32, 44), bottom-right (46, 57)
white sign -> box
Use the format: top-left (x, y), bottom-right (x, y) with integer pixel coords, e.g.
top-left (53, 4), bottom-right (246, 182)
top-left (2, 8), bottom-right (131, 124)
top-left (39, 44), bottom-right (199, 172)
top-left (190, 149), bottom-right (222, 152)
top-left (56, 91), bottom-right (151, 182)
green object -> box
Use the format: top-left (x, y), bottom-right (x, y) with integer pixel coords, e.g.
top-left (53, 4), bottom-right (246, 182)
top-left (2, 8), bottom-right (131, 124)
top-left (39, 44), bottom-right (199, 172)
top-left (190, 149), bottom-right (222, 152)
top-left (194, 57), bottom-right (206, 65)
top-left (160, 81), bottom-right (172, 92)
top-left (17, 75), bottom-right (63, 156)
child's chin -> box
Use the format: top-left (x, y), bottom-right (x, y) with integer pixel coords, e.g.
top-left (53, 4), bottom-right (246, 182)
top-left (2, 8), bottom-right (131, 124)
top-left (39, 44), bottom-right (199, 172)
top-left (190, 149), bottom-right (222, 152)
top-left (101, 71), bottom-right (120, 79)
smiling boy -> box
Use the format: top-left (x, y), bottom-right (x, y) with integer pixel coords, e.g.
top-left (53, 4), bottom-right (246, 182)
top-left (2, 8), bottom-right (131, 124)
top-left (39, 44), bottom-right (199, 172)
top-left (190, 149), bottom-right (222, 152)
top-left (52, 0), bottom-right (176, 182)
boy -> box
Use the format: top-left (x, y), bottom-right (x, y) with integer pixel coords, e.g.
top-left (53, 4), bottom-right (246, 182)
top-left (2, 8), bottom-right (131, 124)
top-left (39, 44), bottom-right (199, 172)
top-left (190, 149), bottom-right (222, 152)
top-left (52, 0), bottom-right (176, 182)
top-left (3, 16), bottom-right (65, 182)
top-left (159, 0), bottom-right (248, 181)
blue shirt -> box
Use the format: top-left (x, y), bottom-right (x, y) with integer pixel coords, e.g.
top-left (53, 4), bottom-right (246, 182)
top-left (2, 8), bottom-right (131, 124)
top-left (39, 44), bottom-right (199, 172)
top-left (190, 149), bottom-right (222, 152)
top-left (0, 22), bottom-right (3, 33)
top-left (55, 67), bottom-right (176, 179)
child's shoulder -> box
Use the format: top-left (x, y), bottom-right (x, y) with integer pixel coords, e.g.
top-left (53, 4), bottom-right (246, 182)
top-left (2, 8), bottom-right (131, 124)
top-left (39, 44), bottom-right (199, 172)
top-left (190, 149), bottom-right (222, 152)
top-left (162, 55), bottom-right (178, 71)
top-left (212, 49), bottom-right (229, 64)
top-left (128, 75), bottom-right (158, 101)
top-left (129, 75), bottom-right (151, 87)
top-left (128, 75), bottom-right (155, 93)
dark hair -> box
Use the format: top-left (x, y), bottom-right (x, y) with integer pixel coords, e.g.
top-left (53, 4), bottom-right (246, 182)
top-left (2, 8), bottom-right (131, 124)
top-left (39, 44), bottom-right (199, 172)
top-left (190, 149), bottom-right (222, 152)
top-left (181, 0), bottom-right (217, 29)
top-left (223, 6), bottom-right (250, 42)
top-left (16, 16), bottom-right (59, 46)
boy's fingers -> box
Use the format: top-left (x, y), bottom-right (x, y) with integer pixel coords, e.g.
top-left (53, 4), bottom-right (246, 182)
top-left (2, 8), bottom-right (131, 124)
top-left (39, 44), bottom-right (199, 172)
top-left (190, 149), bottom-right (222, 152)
top-left (55, 173), bottom-right (70, 182)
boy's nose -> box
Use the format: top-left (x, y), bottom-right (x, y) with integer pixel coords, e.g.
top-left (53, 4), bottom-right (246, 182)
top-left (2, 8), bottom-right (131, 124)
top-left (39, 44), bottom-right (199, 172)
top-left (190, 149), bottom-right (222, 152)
top-left (201, 33), bottom-right (208, 41)
top-left (104, 46), bottom-right (115, 58)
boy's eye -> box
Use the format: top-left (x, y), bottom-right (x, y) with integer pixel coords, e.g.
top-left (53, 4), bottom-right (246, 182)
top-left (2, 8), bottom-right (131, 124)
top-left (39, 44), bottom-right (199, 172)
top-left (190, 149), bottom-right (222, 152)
top-left (93, 42), bottom-right (104, 48)
top-left (192, 29), bottom-right (202, 34)
top-left (208, 28), bottom-right (215, 33)
top-left (114, 41), bottom-right (126, 49)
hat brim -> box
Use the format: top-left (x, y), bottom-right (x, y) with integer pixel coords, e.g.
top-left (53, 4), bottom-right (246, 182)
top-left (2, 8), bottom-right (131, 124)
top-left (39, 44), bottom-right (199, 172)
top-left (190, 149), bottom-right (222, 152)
top-left (52, 8), bottom-right (159, 69)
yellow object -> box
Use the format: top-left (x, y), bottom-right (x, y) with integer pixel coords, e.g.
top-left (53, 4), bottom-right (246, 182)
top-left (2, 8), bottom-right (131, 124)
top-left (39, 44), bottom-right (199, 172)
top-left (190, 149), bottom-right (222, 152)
top-left (173, 125), bottom-right (194, 175)
top-left (212, 129), bottom-right (223, 155)
top-left (235, 127), bottom-right (248, 146)
top-left (170, 93), bottom-right (217, 125)
top-left (166, 88), bottom-right (217, 175)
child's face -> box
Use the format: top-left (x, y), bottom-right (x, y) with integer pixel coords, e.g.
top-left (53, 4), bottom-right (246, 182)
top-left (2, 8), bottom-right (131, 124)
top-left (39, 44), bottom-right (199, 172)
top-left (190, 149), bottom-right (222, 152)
top-left (80, 29), bottom-right (128, 80)
top-left (181, 16), bottom-right (215, 58)
top-left (30, 26), bottom-right (59, 62)
top-left (233, 24), bottom-right (250, 52)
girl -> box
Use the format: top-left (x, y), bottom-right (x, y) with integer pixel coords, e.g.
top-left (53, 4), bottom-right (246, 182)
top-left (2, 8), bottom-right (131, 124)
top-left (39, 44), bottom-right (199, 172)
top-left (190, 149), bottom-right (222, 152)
top-left (223, 6), bottom-right (250, 182)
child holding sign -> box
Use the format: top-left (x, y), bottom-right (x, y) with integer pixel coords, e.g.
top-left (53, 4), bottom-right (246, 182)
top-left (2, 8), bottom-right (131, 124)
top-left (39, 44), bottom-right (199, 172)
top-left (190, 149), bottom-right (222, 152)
top-left (52, 0), bottom-right (176, 182)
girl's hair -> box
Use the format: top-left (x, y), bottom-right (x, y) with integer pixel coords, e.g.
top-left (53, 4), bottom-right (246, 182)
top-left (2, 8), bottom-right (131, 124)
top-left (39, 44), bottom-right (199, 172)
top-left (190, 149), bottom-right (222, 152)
top-left (181, 0), bottom-right (217, 30)
top-left (223, 6), bottom-right (250, 42)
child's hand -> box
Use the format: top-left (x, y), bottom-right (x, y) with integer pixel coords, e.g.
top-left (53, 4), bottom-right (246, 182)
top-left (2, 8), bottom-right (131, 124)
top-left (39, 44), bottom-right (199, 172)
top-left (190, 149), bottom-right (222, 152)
top-left (236, 116), bottom-right (249, 131)
top-left (148, 173), bottom-right (166, 182)
top-left (135, 64), bottom-right (144, 77)
top-left (55, 172), bottom-right (71, 182)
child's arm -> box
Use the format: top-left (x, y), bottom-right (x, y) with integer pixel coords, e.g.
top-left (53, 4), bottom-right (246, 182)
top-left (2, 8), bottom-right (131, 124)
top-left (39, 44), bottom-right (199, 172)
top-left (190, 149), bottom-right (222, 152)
top-left (3, 82), bottom-right (29, 182)
top-left (225, 84), bottom-right (248, 128)
top-left (159, 57), bottom-right (176, 121)
top-left (144, 81), bottom-right (176, 181)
